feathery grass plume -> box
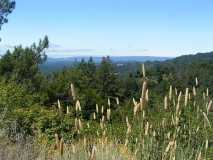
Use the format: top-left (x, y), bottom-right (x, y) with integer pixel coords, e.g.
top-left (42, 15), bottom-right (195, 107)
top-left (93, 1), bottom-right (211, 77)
top-left (197, 151), bottom-right (202, 160)
top-left (172, 140), bottom-right (177, 157)
top-left (87, 122), bottom-right (90, 128)
top-left (164, 141), bottom-right (172, 153)
top-left (195, 77), bottom-right (199, 87)
top-left (71, 144), bottom-right (76, 154)
top-left (70, 83), bottom-right (76, 101)
top-left (107, 108), bottom-right (111, 120)
top-left (93, 112), bottom-right (96, 120)
top-left (205, 103), bottom-right (208, 111)
top-left (54, 133), bottom-right (60, 150)
top-left (207, 100), bottom-right (212, 115)
top-left (171, 115), bottom-right (175, 126)
top-left (142, 63), bottom-right (146, 78)
top-left (169, 85), bottom-right (173, 100)
top-left (75, 118), bottom-right (78, 130)
top-left (203, 112), bottom-right (211, 128)
top-left (116, 97), bottom-right (119, 105)
top-left (193, 86), bottom-right (197, 96)
top-left (152, 130), bottom-right (156, 137)
top-left (101, 115), bottom-right (105, 122)
top-left (164, 96), bottom-right (168, 110)
top-left (66, 106), bottom-right (70, 114)
top-left (134, 148), bottom-right (139, 156)
top-left (176, 91), bottom-right (182, 114)
top-left (96, 104), bottom-right (99, 113)
top-left (196, 126), bottom-right (200, 133)
top-left (175, 87), bottom-right (178, 96)
top-left (125, 116), bottom-right (132, 134)
top-left (144, 121), bottom-right (149, 135)
top-left (135, 137), bottom-right (138, 144)
top-left (141, 81), bottom-right (147, 99)
top-left (83, 136), bottom-right (87, 148)
top-left (101, 105), bottom-right (104, 114)
top-left (142, 111), bottom-right (145, 119)
top-left (59, 138), bottom-right (64, 156)
top-left (75, 100), bottom-right (81, 112)
top-left (125, 138), bottom-right (129, 146)
top-left (163, 140), bottom-right (176, 158)
top-left (57, 99), bottom-right (61, 110)
top-left (145, 89), bottom-right (149, 102)
top-left (167, 132), bottom-right (171, 139)
top-left (206, 88), bottom-right (209, 97)
top-left (133, 104), bottom-right (140, 116)
top-left (140, 80), bottom-right (147, 110)
top-left (133, 98), bottom-right (137, 106)
top-left (139, 97), bottom-right (143, 111)
top-left (126, 116), bottom-right (129, 127)
top-left (205, 139), bottom-right (209, 150)
top-left (178, 91), bottom-right (182, 104)
top-left (184, 88), bottom-right (189, 106)
top-left (78, 119), bottom-right (83, 130)
top-left (126, 123), bottom-right (132, 135)
top-left (79, 103), bottom-right (81, 112)
top-left (177, 126), bottom-right (180, 133)
top-left (134, 100), bottom-right (138, 112)
top-left (203, 92), bottom-right (206, 101)
top-left (108, 98), bottom-right (111, 107)
top-left (100, 120), bottom-right (104, 130)
top-left (90, 145), bottom-right (97, 160)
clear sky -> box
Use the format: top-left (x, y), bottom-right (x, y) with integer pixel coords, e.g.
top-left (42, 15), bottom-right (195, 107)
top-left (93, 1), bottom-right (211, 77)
top-left (1, 0), bottom-right (213, 57)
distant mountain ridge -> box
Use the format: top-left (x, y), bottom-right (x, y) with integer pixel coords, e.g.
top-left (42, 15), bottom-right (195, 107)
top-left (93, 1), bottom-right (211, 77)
top-left (166, 51), bottom-right (213, 64)
top-left (41, 51), bottom-right (213, 73)
top-left (41, 56), bottom-right (171, 72)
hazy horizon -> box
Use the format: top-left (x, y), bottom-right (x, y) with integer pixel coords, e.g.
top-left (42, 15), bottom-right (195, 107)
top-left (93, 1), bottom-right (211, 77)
top-left (46, 54), bottom-right (173, 59)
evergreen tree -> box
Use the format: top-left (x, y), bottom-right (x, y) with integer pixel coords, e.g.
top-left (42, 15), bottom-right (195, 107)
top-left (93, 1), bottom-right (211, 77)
top-left (0, 36), bottom-right (49, 94)
top-left (97, 56), bottom-right (119, 98)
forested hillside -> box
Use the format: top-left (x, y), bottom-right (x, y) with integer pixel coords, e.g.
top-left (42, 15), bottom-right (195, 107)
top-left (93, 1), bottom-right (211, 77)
top-left (145, 51), bottom-right (213, 94)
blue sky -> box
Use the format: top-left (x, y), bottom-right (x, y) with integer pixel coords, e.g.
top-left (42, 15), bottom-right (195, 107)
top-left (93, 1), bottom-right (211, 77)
top-left (1, 0), bottom-right (213, 57)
